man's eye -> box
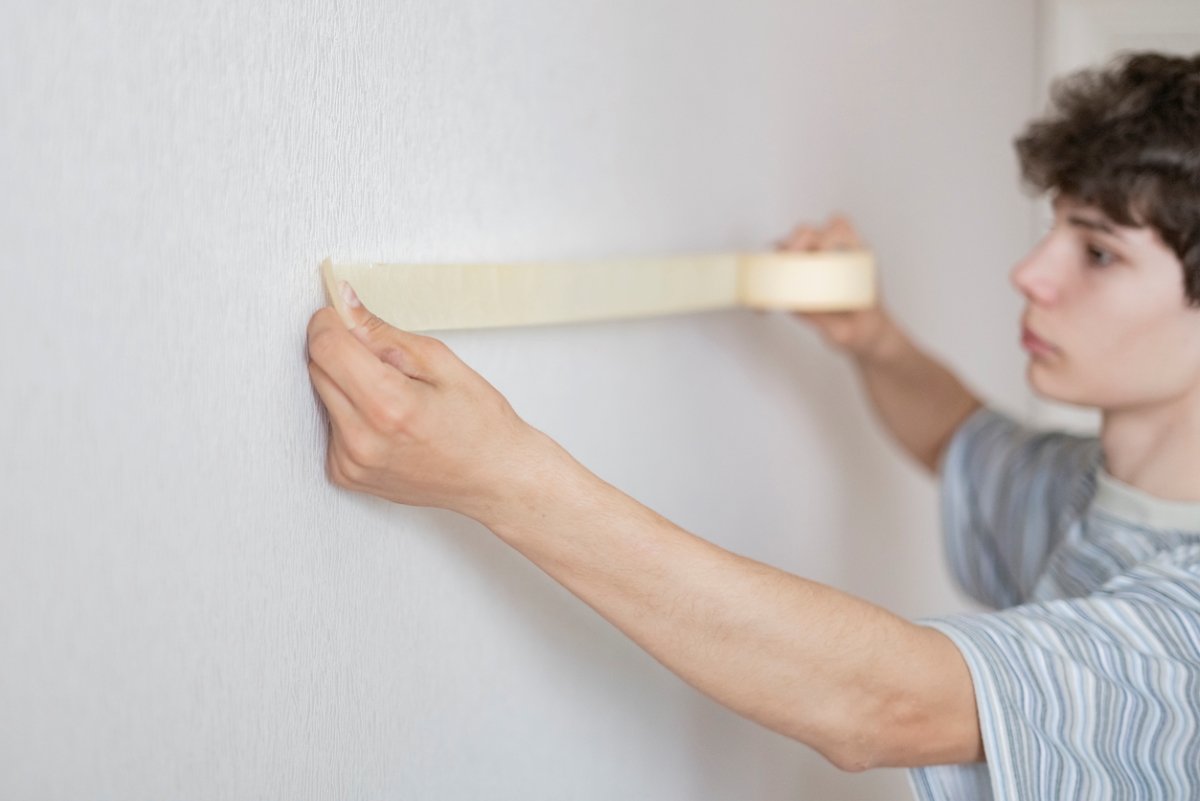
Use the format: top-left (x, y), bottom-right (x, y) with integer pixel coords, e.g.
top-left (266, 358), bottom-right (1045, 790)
top-left (1087, 245), bottom-right (1115, 266)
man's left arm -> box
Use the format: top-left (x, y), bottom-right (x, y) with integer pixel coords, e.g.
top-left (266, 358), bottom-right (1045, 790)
top-left (306, 291), bottom-right (983, 771)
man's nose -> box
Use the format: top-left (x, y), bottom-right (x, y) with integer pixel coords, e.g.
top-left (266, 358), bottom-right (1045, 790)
top-left (1011, 237), bottom-right (1065, 306)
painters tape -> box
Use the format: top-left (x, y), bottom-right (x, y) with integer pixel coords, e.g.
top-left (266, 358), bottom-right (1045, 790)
top-left (321, 250), bottom-right (875, 332)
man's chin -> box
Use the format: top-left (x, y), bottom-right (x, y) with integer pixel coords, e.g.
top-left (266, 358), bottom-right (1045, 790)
top-left (1028, 363), bottom-right (1080, 404)
top-left (1027, 365), bottom-right (1104, 409)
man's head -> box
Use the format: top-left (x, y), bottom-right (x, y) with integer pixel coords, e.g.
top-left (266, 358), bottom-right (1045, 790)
top-left (1010, 52), bottom-right (1200, 411)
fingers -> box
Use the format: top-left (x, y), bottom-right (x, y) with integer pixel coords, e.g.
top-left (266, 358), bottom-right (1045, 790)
top-left (307, 358), bottom-right (365, 431)
top-left (307, 306), bottom-right (407, 408)
top-left (781, 215), bottom-right (865, 252)
top-left (819, 215), bottom-right (865, 250)
top-left (336, 281), bottom-right (449, 384)
top-left (781, 224), bottom-right (820, 252)
top-left (796, 310), bottom-right (850, 324)
top-left (308, 357), bottom-right (370, 491)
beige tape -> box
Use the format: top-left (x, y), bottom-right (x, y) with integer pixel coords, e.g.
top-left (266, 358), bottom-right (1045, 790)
top-left (321, 250), bottom-right (875, 332)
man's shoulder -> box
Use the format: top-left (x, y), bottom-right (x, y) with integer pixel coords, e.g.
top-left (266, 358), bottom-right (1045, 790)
top-left (945, 406), bottom-right (1103, 514)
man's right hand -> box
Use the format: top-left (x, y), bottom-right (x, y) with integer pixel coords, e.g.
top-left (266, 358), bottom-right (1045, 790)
top-left (781, 215), bottom-right (893, 362)
top-left (780, 214), bottom-right (982, 472)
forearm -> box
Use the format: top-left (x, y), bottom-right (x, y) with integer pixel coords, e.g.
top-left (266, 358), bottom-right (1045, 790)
top-left (480, 437), bottom-right (982, 770)
top-left (307, 293), bottom-right (982, 769)
top-left (854, 314), bottom-right (982, 473)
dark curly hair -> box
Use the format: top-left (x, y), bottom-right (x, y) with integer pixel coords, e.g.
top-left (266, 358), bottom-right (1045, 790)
top-left (1015, 52), bottom-right (1200, 304)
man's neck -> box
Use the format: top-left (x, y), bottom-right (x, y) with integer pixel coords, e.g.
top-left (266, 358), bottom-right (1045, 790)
top-left (1101, 388), bottom-right (1200, 503)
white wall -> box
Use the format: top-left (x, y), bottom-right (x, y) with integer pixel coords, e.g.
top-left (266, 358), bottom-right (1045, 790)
top-left (1045, 0), bottom-right (1200, 76)
top-left (0, 1), bottom-right (1037, 798)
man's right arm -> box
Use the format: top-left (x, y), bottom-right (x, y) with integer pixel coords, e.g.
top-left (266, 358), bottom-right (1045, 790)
top-left (784, 217), bottom-right (983, 473)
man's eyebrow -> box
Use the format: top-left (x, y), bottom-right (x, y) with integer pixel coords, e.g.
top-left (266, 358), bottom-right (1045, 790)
top-left (1067, 214), bottom-right (1118, 235)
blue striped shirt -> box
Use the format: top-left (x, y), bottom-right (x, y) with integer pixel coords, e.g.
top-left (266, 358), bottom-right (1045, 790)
top-left (908, 408), bottom-right (1200, 800)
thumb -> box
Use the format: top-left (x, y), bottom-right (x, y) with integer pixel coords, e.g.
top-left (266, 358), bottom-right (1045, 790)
top-left (333, 279), bottom-right (440, 383)
top-left (820, 215), bottom-right (865, 251)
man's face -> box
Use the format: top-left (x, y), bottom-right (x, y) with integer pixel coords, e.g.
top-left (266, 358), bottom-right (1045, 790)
top-left (1011, 196), bottom-right (1200, 411)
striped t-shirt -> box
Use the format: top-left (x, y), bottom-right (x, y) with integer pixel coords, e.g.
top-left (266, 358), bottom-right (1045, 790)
top-left (908, 407), bottom-right (1200, 800)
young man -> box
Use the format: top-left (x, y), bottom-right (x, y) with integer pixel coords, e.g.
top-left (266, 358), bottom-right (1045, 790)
top-left (306, 53), bottom-right (1200, 798)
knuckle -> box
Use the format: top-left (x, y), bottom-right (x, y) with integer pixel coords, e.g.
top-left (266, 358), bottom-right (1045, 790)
top-left (335, 448), bottom-right (367, 484)
top-left (414, 334), bottom-right (449, 359)
top-left (363, 317), bottom-right (414, 357)
top-left (327, 451), bottom-right (350, 488)
top-left (307, 326), bottom-right (339, 361)
top-left (370, 398), bottom-right (409, 433)
top-left (307, 308), bottom-right (338, 339)
top-left (341, 427), bottom-right (382, 470)
top-left (341, 458), bottom-right (368, 485)
top-left (417, 336), bottom-right (459, 376)
top-left (362, 314), bottom-right (390, 336)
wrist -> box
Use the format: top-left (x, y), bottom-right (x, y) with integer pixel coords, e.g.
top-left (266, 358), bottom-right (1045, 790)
top-left (852, 310), bottom-right (908, 366)
top-left (465, 427), bottom-right (605, 543)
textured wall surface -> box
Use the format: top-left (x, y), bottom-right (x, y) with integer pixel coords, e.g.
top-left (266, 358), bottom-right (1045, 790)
top-left (0, 1), bottom-right (1036, 798)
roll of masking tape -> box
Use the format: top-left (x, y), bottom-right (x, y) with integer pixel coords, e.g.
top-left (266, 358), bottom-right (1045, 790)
top-left (737, 251), bottom-right (875, 311)
top-left (321, 250), bottom-right (876, 332)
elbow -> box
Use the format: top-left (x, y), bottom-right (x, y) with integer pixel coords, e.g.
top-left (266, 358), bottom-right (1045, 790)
top-left (808, 705), bottom-right (890, 773)
top-left (809, 691), bottom-right (924, 773)
top-left (821, 721), bottom-right (894, 773)
top-left (813, 692), bottom-right (980, 772)
top-left (802, 626), bottom-right (982, 771)
top-left (826, 748), bottom-right (878, 774)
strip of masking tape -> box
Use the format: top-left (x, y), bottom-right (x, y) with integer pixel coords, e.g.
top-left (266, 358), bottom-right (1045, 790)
top-left (320, 250), bottom-right (875, 332)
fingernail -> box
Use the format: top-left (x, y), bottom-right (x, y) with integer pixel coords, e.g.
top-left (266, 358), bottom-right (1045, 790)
top-left (339, 281), bottom-right (361, 309)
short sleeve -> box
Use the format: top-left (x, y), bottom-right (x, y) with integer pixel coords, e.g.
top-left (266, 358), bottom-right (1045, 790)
top-left (912, 546), bottom-right (1200, 800)
top-left (941, 407), bottom-right (1101, 609)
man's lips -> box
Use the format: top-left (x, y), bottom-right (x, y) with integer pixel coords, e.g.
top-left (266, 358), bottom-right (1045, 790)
top-left (1021, 325), bottom-right (1057, 357)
